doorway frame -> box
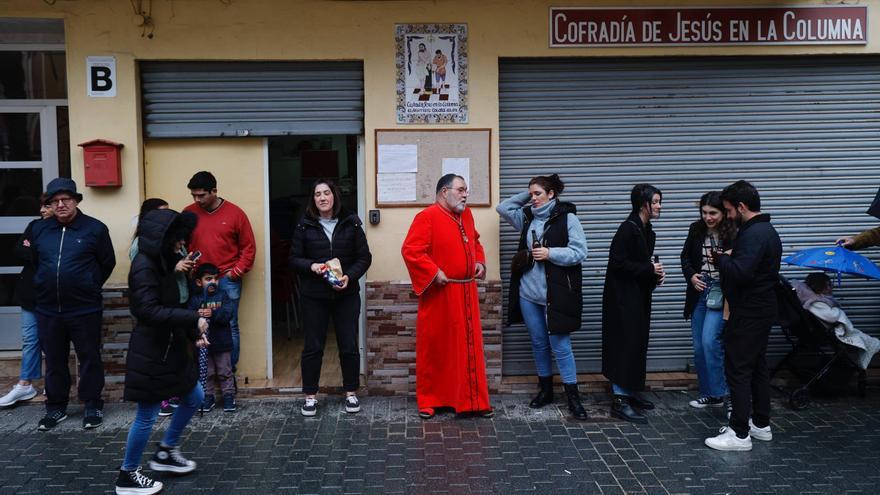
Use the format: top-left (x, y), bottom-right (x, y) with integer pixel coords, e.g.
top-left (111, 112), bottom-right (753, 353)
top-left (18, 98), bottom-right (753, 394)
top-left (262, 134), bottom-right (368, 383)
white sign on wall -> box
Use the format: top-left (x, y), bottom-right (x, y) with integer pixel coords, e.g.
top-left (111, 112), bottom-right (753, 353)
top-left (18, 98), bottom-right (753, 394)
top-left (86, 56), bottom-right (117, 97)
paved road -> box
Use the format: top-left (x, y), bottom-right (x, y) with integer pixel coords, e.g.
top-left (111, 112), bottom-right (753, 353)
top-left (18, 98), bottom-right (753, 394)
top-left (0, 390), bottom-right (877, 494)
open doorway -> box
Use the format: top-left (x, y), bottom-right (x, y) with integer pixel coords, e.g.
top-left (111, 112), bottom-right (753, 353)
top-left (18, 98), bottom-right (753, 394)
top-left (267, 135), bottom-right (359, 389)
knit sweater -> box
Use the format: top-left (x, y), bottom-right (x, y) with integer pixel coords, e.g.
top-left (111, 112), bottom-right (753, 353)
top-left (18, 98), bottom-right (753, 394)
top-left (184, 199), bottom-right (256, 278)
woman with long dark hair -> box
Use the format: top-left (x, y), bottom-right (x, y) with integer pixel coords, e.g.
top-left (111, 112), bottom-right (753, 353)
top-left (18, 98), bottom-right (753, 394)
top-left (290, 178), bottom-right (372, 417)
top-left (497, 174), bottom-right (589, 420)
top-left (681, 191), bottom-right (736, 409)
top-left (115, 208), bottom-right (207, 494)
top-left (602, 184), bottom-right (664, 424)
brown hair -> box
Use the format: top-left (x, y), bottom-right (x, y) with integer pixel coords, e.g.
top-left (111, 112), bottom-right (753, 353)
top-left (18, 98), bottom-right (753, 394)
top-left (305, 178), bottom-right (343, 219)
top-left (529, 174), bottom-right (565, 198)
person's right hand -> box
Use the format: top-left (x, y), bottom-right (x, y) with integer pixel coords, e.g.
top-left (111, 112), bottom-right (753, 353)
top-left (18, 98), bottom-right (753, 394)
top-left (435, 269), bottom-right (449, 287)
top-left (836, 236), bottom-right (855, 248)
top-left (691, 274), bottom-right (707, 292)
top-left (653, 262), bottom-right (664, 277)
top-left (197, 317), bottom-right (209, 334)
top-left (198, 308), bottom-right (212, 318)
top-left (175, 256), bottom-right (195, 273)
top-left (310, 263), bottom-right (325, 274)
top-left (196, 335), bottom-right (210, 348)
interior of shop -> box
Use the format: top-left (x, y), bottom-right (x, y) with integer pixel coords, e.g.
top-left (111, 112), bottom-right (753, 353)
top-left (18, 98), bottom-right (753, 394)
top-left (267, 134), bottom-right (358, 389)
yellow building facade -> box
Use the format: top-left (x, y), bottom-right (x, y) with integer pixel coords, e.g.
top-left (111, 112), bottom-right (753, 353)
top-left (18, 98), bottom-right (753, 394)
top-left (2, 0), bottom-right (879, 393)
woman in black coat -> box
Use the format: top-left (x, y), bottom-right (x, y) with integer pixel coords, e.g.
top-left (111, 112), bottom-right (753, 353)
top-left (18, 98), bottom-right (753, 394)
top-left (290, 178), bottom-right (372, 417)
top-left (602, 184), bottom-right (664, 424)
top-left (115, 208), bottom-right (207, 494)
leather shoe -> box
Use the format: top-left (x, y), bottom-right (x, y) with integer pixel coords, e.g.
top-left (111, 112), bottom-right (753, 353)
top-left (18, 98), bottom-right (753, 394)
top-left (611, 395), bottom-right (647, 424)
top-left (627, 394), bottom-right (655, 410)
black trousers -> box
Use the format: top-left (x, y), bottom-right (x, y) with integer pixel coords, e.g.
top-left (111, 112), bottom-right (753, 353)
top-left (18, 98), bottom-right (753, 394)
top-left (723, 313), bottom-right (772, 437)
top-left (301, 293), bottom-right (361, 395)
top-left (37, 311), bottom-right (105, 412)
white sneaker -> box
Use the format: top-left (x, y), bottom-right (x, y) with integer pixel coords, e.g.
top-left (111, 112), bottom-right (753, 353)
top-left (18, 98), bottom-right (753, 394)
top-left (0, 384), bottom-right (37, 407)
top-left (344, 394), bottom-right (361, 414)
top-left (705, 426), bottom-right (752, 451)
top-left (749, 419), bottom-right (773, 441)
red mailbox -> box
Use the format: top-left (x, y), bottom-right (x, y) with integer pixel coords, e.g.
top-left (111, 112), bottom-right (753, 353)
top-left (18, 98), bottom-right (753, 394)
top-left (78, 139), bottom-right (123, 187)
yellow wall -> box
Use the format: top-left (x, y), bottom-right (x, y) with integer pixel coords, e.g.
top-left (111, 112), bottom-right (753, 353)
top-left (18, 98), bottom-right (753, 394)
top-left (144, 139), bottom-right (267, 379)
top-left (4, 0), bottom-right (879, 378)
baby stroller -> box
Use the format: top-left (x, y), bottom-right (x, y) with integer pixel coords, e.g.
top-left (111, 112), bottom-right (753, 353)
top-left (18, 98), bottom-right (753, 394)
top-left (770, 275), bottom-right (867, 410)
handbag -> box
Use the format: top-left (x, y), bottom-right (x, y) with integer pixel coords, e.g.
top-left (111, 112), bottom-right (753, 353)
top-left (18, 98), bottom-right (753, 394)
top-left (706, 284), bottom-right (724, 310)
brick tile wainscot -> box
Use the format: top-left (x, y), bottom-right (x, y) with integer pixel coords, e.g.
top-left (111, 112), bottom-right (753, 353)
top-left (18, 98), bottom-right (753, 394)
top-left (365, 280), bottom-right (503, 396)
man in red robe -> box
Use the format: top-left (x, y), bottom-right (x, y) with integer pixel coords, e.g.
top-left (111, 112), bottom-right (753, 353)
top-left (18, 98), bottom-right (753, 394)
top-left (402, 174), bottom-right (493, 419)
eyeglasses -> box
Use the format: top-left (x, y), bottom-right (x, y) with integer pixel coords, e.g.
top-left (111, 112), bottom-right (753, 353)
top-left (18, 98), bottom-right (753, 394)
top-left (445, 187), bottom-right (469, 195)
top-left (51, 197), bottom-right (76, 206)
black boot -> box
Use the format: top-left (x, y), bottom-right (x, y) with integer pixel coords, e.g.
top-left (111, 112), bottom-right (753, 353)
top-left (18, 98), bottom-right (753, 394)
top-left (563, 383), bottom-right (589, 421)
top-left (627, 394), bottom-right (655, 410)
top-left (529, 376), bottom-right (554, 409)
top-left (611, 395), bottom-right (647, 424)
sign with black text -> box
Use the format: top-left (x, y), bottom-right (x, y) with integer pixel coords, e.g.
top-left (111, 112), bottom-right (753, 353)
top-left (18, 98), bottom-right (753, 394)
top-left (550, 6), bottom-right (868, 46)
top-left (86, 56), bottom-right (117, 97)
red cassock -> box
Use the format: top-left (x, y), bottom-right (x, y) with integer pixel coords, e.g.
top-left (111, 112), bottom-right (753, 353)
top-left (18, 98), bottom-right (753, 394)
top-left (401, 204), bottom-right (491, 413)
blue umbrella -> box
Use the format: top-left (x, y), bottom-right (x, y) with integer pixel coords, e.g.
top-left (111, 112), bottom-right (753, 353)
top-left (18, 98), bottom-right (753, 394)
top-left (783, 245), bottom-right (880, 286)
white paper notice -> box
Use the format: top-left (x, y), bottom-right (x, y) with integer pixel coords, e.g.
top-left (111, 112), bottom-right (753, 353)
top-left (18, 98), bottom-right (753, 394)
top-left (378, 144), bottom-right (418, 173)
top-left (442, 158), bottom-right (470, 187)
top-left (378, 173), bottom-right (417, 202)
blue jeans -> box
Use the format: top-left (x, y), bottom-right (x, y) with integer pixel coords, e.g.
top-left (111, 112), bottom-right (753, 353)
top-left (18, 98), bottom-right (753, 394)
top-left (20, 310), bottom-right (42, 381)
top-left (219, 277), bottom-right (242, 369)
top-left (519, 297), bottom-right (578, 384)
top-left (121, 384), bottom-right (204, 471)
top-left (691, 279), bottom-right (728, 398)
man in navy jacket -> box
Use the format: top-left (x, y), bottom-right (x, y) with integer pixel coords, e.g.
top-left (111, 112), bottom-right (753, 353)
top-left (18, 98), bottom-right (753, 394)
top-left (705, 180), bottom-right (781, 452)
top-left (31, 178), bottom-right (115, 431)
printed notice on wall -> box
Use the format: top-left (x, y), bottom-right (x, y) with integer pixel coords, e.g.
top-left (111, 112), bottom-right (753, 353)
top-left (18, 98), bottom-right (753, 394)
top-left (441, 158), bottom-right (470, 188)
top-left (378, 144), bottom-right (419, 173)
top-left (377, 173), bottom-right (417, 202)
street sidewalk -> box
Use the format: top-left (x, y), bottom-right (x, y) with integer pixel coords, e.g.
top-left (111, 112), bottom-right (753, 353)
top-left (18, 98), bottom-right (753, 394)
top-left (0, 389), bottom-right (878, 494)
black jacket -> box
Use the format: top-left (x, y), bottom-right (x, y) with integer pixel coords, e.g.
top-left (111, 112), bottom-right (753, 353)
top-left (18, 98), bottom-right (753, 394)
top-left (188, 289), bottom-right (233, 355)
top-left (31, 210), bottom-right (116, 316)
top-left (507, 201), bottom-right (583, 334)
top-left (718, 214), bottom-right (782, 319)
top-left (124, 209), bottom-right (201, 403)
top-left (290, 210), bottom-right (372, 299)
top-left (602, 212), bottom-right (658, 391)
top-left (680, 221), bottom-right (733, 319)
top-left (13, 219), bottom-right (42, 311)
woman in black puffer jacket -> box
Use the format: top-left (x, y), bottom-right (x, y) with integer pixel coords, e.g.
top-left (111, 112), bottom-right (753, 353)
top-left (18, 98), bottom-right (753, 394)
top-left (290, 178), bottom-right (372, 417)
top-left (115, 208), bottom-right (208, 494)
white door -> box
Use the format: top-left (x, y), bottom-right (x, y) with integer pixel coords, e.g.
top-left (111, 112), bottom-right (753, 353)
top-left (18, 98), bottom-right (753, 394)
top-left (0, 103), bottom-right (62, 349)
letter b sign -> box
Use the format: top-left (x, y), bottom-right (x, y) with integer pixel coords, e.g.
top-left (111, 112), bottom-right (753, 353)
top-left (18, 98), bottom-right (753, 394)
top-left (87, 56), bottom-right (117, 97)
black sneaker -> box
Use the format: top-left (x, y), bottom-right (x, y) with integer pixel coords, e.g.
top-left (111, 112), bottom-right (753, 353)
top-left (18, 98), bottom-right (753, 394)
top-left (83, 408), bottom-right (103, 429)
top-left (222, 394), bottom-right (236, 412)
top-left (168, 397), bottom-right (180, 408)
top-left (344, 394), bottom-right (361, 414)
top-left (301, 397), bottom-right (317, 417)
top-left (689, 396), bottom-right (725, 409)
top-left (198, 394), bottom-right (215, 413)
top-left (37, 409), bottom-right (67, 431)
top-left (115, 466), bottom-right (163, 495)
top-left (158, 400), bottom-right (173, 417)
top-left (148, 443), bottom-right (196, 474)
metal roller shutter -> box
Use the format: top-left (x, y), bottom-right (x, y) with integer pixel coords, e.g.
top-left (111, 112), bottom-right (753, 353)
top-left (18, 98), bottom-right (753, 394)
top-left (499, 56), bottom-right (880, 376)
top-left (141, 61), bottom-right (364, 138)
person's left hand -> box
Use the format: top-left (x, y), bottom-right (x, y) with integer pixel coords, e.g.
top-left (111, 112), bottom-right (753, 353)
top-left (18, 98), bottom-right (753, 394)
top-left (474, 263), bottom-right (486, 280)
top-left (225, 271), bottom-right (240, 282)
top-left (332, 274), bottom-right (350, 291)
top-left (531, 247), bottom-right (550, 261)
top-left (196, 335), bottom-right (210, 348)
